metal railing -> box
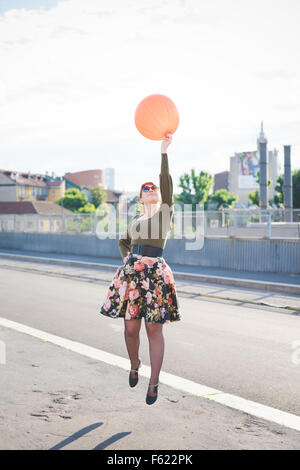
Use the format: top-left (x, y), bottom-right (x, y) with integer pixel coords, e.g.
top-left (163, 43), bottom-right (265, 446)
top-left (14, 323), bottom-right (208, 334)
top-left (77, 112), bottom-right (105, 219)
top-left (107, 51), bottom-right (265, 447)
top-left (0, 209), bottom-right (299, 239)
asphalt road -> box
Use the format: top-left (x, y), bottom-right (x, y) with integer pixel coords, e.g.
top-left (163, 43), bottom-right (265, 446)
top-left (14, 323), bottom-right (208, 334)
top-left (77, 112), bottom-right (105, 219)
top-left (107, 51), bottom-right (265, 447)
top-left (0, 263), bottom-right (299, 417)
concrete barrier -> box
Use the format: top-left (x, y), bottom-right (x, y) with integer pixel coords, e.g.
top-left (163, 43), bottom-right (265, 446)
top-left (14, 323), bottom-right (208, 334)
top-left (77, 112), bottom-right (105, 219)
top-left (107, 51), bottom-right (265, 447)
top-left (0, 232), bottom-right (299, 274)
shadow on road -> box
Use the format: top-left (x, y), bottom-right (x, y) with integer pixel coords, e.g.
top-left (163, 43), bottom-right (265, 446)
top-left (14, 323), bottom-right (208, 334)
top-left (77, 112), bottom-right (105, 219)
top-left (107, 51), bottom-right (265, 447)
top-left (49, 422), bottom-right (103, 450)
top-left (93, 432), bottom-right (132, 450)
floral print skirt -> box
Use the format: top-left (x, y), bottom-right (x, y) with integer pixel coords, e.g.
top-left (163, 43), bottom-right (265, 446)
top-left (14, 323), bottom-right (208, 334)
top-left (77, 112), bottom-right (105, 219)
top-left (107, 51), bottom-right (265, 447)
top-left (99, 252), bottom-right (181, 324)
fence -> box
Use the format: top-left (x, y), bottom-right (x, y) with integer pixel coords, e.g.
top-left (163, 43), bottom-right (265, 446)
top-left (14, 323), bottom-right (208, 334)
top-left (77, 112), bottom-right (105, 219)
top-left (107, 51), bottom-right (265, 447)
top-left (204, 208), bottom-right (300, 238)
top-left (0, 209), bottom-right (299, 239)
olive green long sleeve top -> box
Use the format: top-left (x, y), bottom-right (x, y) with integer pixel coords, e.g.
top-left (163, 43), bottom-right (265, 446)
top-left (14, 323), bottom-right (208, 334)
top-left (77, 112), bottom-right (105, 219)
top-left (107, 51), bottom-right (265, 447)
top-left (118, 153), bottom-right (173, 259)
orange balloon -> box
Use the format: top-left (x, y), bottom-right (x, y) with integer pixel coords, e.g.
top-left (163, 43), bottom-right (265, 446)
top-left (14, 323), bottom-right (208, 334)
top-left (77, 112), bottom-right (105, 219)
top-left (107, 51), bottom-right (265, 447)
top-left (135, 94), bottom-right (180, 141)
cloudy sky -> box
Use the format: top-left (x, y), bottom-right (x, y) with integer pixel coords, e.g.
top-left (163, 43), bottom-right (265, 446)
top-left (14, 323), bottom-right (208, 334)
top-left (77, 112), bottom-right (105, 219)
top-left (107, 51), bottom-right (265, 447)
top-left (1, 0), bottom-right (299, 193)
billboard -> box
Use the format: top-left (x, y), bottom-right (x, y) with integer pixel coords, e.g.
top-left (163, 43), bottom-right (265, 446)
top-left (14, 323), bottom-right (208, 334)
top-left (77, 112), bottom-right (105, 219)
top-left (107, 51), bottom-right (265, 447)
top-left (237, 151), bottom-right (259, 189)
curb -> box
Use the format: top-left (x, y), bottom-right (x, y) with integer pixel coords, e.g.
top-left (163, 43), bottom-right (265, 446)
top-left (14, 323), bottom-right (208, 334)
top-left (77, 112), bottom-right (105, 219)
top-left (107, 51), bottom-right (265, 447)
top-left (0, 252), bottom-right (299, 295)
top-left (0, 253), bottom-right (300, 312)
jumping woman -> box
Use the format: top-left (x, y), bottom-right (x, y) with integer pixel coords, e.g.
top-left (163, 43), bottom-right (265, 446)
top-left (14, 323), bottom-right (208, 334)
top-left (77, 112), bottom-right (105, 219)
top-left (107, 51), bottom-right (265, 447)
top-left (100, 134), bottom-right (181, 405)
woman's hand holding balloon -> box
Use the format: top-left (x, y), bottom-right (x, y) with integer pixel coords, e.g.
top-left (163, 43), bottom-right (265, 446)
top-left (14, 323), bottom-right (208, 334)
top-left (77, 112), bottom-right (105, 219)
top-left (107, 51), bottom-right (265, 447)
top-left (161, 133), bottom-right (172, 153)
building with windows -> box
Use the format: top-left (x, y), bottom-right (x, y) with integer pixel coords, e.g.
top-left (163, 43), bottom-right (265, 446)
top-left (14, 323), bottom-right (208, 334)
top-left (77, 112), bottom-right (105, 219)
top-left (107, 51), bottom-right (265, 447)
top-left (0, 170), bottom-right (65, 203)
top-left (0, 201), bottom-right (73, 233)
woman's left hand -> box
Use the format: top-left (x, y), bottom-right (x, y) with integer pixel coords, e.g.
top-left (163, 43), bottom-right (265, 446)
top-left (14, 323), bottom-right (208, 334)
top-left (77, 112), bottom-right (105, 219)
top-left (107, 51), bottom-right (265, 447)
top-left (161, 133), bottom-right (172, 153)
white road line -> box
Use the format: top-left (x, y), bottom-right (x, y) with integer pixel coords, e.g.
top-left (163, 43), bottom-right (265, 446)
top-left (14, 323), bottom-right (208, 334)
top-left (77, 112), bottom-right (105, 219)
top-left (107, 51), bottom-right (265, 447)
top-left (1, 316), bottom-right (300, 433)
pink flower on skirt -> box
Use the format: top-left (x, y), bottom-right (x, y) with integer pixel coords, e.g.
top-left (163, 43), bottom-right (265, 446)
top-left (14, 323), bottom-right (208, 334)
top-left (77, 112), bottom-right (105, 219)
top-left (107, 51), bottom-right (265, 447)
top-left (156, 267), bottom-right (163, 276)
top-left (163, 272), bottom-right (172, 284)
top-left (113, 278), bottom-right (122, 289)
top-left (104, 298), bottom-right (111, 311)
top-left (129, 288), bottom-right (139, 301)
top-left (142, 257), bottom-right (156, 266)
top-left (134, 260), bottom-right (146, 271)
top-left (141, 278), bottom-right (150, 290)
top-left (146, 291), bottom-right (152, 304)
top-left (129, 304), bottom-right (139, 317)
top-left (119, 281), bottom-right (129, 301)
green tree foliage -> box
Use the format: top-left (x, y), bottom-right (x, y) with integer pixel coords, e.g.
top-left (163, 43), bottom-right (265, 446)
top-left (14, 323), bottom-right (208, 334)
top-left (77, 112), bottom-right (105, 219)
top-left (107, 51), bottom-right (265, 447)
top-left (90, 186), bottom-right (107, 208)
top-left (175, 169), bottom-right (213, 209)
top-left (270, 170), bottom-right (300, 208)
top-left (248, 190), bottom-right (260, 206)
top-left (248, 169), bottom-right (273, 207)
top-left (270, 174), bottom-right (283, 207)
top-left (205, 189), bottom-right (238, 210)
top-left (77, 203), bottom-right (97, 213)
top-left (57, 188), bottom-right (88, 212)
top-left (293, 169), bottom-right (300, 208)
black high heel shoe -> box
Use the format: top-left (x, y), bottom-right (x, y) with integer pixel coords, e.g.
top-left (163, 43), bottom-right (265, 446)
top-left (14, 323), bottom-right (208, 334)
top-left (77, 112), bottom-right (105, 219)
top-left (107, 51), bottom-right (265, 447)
top-left (146, 382), bottom-right (159, 405)
top-left (129, 358), bottom-right (141, 388)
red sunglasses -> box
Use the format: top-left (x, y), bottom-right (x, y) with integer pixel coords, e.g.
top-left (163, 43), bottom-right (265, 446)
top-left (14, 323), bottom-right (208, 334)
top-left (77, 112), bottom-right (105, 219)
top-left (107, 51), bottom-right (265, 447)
top-left (142, 184), bottom-right (159, 192)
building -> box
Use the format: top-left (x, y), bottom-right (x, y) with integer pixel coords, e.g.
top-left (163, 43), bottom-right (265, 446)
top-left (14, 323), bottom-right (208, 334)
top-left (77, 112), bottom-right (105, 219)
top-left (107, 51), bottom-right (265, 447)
top-left (64, 169), bottom-right (122, 208)
top-left (213, 171), bottom-right (229, 192)
top-left (64, 169), bottom-right (105, 191)
top-left (228, 124), bottom-right (280, 207)
top-left (0, 201), bottom-right (73, 233)
top-left (0, 170), bottom-right (65, 203)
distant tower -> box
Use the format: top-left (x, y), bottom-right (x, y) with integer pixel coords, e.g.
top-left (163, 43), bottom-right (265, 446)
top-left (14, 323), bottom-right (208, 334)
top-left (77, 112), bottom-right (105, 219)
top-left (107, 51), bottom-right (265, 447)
top-left (104, 168), bottom-right (115, 190)
top-left (257, 122), bottom-right (268, 212)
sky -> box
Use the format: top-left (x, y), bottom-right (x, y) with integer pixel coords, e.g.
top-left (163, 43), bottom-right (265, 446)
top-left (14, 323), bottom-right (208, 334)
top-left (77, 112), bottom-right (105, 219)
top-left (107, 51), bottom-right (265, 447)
top-left (0, 0), bottom-right (300, 194)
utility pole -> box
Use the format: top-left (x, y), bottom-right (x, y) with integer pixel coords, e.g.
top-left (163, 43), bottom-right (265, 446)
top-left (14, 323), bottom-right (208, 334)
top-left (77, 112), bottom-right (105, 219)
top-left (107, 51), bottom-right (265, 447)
top-left (283, 145), bottom-right (293, 222)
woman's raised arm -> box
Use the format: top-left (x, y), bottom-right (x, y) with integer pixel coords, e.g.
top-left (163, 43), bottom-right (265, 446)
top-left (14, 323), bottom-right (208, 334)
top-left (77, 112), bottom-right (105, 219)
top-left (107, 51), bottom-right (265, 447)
top-left (160, 134), bottom-right (173, 207)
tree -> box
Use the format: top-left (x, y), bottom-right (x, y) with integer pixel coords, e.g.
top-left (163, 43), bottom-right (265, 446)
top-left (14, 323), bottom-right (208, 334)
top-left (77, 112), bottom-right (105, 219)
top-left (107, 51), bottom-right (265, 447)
top-left (77, 203), bottom-right (97, 213)
top-left (205, 189), bottom-right (238, 210)
top-left (248, 169), bottom-right (272, 207)
top-left (90, 186), bottom-right (107, 208)
top-left (248, 190), bottom-right (260, 206)
top-left (175, 169), bottom-right (214, 209)
top-left (57, 188), bottom-right (88, 212)
top-left (293, 169), bottom-right (300, 208)
top-left (269, 174), bottom-right (284, 208)
top-left (269, 170), bottom-right (300, 209)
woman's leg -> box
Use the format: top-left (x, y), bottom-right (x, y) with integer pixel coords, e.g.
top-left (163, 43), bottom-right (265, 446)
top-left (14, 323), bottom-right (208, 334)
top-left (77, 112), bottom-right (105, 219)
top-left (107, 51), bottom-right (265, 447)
top-left (145, 321), bottom-right (164, 396)
top-left (124, 318), bottom-right (142, 376)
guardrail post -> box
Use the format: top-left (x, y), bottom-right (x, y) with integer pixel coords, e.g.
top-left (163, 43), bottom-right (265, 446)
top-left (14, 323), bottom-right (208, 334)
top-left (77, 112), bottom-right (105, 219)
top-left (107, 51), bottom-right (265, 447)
top-left (267, 212), bottom-right (271, 238)
top-left (233, 211), bottom-right (237, 237)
